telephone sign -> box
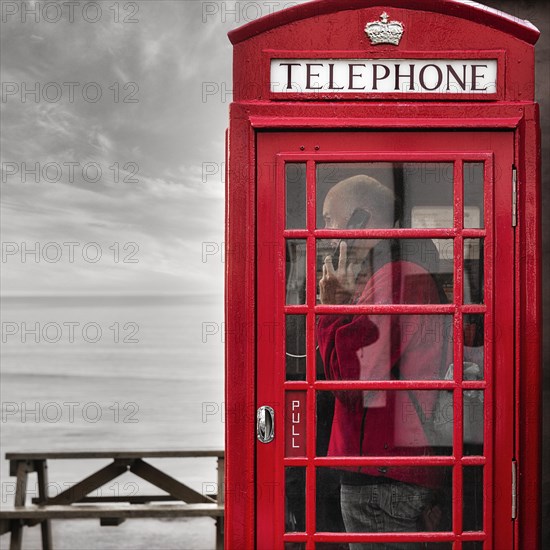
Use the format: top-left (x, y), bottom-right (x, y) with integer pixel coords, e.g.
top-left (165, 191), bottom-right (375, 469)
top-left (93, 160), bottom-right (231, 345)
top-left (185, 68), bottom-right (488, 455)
top-left (270, 58), bottom-right (498, 94)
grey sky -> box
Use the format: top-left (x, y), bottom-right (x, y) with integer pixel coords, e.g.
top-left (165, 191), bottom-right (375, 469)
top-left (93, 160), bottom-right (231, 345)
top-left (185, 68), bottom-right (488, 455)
top-left (0, 0), bottom-right (305, 296)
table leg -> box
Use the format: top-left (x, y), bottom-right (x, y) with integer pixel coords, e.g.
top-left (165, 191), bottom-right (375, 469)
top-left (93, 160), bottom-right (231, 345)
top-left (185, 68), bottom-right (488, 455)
top-left (9, 521), bottom-right (23, 550)
top-left (216, 457), bottom-right (224, 550)
top-left (36, 460), bottom-right (53, 550)
top-left (10, 460), bottom-right (30, 550)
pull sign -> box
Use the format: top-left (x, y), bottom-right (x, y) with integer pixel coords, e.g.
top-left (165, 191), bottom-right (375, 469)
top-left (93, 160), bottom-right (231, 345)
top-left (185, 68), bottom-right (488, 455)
top-left (285, 391), bottom-right (306, 457)
top-left (257, 406), bottom-right (275, 444)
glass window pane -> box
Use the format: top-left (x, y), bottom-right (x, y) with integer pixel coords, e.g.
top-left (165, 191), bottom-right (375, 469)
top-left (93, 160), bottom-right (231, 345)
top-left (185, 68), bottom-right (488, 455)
top-left (405, 163), bottom-right (454, 228)
top-left (316, 468), bottom-right (347, 534)
top-left (316, 239), bottom-right (453, 305)
top-left (316, 466), bottom-right (453, 533)
top-left (316, 315), bottom-right (453, 382)
top-left (286, 239), bottom-right (306, 304)
top-left (463, 466), bottom-right (484, 531)
top-left (464, 162), bottom-right (484, 228)
top-left (286, 163), bottom-right (306, 229)
top-left (316, 390), bottom-right (453, 457)
top-left (315, 383), bottom-right (335, 458)
top-left (433, 239), bottom-right (454, 303)
top-left (316, 162), bottom-right (453, 230)
top-left (464, 239), bottom-right (484, 304)
top-left (463, 542), bottom-right (484, 550)
top-left (285, 544), bottom-right (306, 550)
top-left (286, 467), bottom-right (306, 532)
top-left (464, 390), bottom-right (484, 455)
top-left (464, 314), bottom-right (484, 377)
top-left (286, 315), bottom-right (306, 381)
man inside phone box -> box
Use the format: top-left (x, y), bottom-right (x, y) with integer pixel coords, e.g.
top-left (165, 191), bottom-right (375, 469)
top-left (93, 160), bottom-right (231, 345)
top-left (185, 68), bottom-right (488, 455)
top-left (316, 174), bottom-right (455, 545)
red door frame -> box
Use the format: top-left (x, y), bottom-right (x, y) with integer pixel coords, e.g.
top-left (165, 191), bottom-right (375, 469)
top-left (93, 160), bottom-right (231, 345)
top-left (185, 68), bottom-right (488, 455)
top-left (255, 130), bottom-right (513, 549)
top-left (225, 105), bottom-right (540, 550)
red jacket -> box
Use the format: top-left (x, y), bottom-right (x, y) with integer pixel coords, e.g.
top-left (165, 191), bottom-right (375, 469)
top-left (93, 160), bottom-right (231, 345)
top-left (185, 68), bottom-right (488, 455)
top-left (316, 241), bottom-right (448, 488)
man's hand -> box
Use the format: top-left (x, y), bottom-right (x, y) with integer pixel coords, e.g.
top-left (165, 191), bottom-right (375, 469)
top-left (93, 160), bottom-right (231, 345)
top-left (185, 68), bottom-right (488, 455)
top-left (319, 241), bottom-right (360, 304)
top-left (422, 503), bottom-right (442, 531)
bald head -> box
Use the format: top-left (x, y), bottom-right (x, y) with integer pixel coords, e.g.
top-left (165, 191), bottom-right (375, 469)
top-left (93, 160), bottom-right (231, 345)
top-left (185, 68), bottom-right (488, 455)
top-left (323, 175), bottom-right (397, 230)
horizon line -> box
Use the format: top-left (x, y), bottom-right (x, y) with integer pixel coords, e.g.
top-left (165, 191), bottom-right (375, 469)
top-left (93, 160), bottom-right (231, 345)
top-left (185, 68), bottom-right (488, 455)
top-left (0, 292), bottom-right (224, 299)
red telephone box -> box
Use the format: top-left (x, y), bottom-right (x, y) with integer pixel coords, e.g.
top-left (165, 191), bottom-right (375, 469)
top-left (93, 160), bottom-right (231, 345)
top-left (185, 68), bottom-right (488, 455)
top-left (225, 2), bottom-right (541, 548)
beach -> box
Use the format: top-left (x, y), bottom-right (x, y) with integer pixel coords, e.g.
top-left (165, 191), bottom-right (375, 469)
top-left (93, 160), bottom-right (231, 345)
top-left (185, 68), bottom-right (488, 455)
top-left (0, 295), bottom-right (225, 550)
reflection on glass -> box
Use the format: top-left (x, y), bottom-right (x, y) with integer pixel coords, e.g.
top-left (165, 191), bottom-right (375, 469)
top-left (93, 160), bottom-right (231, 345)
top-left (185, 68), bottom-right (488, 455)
top-left (405, 163), bottom-right (454, 228)
top-left (316, 385), bottom-right (335, 458)
top-left (286, 315), bottom-right (306, 381)
top-left (464, 162), bottom-right (484, 228)
top-left (316, 316), bottom-right (452, 381)
top-left (286, 163), bottom-right (306, 229)
top-left (464, 390), bottom-right (484, 455)
top-left (316, 468), bottom-right (347, 534)
top-left (432, 239), bottom-right (454, 302)
top-left (464, 314), bottom-right (484, 376)
top-left (286, 467), bottom-right (306, 532)
top-left (286, 239), bottom-right (306, 304)
top-left (285, 544), bottom-right (306, 550)
top-left (316, 391), bottom-right (453, 456)
top-left (315, 239), bottom-right (454, 304)
top-left (463, 542), bottom-right (484, 550)
top-left (463, 466), bottom-right (484, 531)
top-left (316, 162), bottom-right (453, 230)
top-left (316, 467), bottom-right (453, 533)
top-left (464, 239), bottom-right (484, 304)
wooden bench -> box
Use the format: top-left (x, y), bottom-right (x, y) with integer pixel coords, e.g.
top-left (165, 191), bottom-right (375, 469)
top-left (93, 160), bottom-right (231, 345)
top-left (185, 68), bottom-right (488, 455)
top-left (0, 450), bottom-right (224, 550)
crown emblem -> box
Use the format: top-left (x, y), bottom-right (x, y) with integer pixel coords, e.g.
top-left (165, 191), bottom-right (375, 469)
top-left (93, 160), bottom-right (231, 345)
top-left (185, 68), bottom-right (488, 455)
top-left (365, 12), bottom-right (404, 46)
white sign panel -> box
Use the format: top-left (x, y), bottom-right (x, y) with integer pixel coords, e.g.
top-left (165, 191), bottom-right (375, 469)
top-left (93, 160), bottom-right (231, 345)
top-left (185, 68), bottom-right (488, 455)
top-left (270, 59), bottom-right (498, 94)
top-left (411, 206), bottom-right (481, 230)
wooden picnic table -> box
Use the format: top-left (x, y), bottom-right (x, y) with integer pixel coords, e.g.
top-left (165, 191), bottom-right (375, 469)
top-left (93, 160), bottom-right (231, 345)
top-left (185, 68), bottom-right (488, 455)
top-left (0, 449), bottom-right (225, 550)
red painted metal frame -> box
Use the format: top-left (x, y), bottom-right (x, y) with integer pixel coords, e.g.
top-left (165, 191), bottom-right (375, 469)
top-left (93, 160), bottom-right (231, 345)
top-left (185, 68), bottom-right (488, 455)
top-left (254, 132), bottom-right (512, 549)
top-left (515, 103), bottom-right (542, 550)
top-left (228, 0), bottom-right (539, 46)
top-left (226, 2), bottom-right (541, 549)
top-left (226, 110), bottom-right (539, 550)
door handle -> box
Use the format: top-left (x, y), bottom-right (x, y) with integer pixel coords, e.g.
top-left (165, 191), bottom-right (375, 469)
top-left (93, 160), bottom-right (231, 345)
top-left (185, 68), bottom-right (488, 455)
top-left (257, 406), bottom-right (275, 443)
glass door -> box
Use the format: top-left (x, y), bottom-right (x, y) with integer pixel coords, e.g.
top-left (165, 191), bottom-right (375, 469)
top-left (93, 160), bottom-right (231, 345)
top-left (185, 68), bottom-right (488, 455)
top-left (256, 131), bottom-right (515, 550)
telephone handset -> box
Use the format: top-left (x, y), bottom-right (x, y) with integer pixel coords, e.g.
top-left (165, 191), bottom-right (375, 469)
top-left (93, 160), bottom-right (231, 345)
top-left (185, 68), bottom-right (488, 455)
top-left (346, 208), bottom-right (371, 230)
top-left (331, 208), bottom-right (371, 268)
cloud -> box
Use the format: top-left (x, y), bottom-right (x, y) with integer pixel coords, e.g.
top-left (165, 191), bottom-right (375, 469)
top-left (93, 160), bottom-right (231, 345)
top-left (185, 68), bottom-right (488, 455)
top-left (1, 0), bottom-right (311, 296)
top-left (1, 175), bottom-right (225, 296)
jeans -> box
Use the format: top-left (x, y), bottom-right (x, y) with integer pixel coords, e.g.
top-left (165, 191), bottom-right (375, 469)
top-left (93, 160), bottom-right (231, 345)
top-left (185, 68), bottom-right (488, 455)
top-left (340, 481), bottom-right (433, 550)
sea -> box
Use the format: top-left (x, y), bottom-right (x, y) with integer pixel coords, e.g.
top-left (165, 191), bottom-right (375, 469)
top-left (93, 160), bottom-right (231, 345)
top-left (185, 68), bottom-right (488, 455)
top-left (0, 295), bottom-right (225, 550)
